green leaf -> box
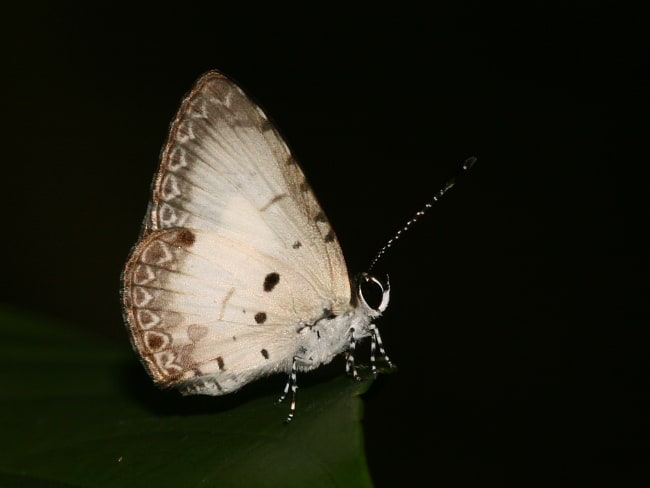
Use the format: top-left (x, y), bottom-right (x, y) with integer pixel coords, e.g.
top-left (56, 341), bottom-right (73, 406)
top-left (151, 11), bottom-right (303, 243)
top-left (0, 306), bottom-right (375, 487)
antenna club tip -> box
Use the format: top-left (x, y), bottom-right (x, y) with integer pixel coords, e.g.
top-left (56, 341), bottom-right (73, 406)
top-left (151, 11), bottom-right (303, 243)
top-left (463, 156), bottom-right (478, 171)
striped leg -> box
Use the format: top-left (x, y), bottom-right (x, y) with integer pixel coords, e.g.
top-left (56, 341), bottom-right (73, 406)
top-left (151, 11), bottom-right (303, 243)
top-left (369, 324), bottom-right (393, 374)
top-left (276, 357), bottom-right (299, 423)
top-left (345, 330), bottom-right (361, 381)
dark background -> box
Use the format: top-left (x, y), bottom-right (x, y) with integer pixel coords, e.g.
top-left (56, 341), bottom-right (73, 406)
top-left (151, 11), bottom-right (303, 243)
top-left (3, 3), bottom-right (648, 486)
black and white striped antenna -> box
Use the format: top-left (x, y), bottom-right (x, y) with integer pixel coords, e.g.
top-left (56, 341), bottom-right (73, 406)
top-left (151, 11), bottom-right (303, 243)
top-left (367, 156), bottom-right (478, 272)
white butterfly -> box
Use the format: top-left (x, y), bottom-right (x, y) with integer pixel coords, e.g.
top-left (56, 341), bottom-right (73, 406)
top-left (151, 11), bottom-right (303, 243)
top-left (121, 71), bottom-right (393, 421)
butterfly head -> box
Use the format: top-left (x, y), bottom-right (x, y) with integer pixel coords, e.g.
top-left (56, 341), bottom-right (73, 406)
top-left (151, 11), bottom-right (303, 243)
top-left (355, 272), bottom-right (390, 317)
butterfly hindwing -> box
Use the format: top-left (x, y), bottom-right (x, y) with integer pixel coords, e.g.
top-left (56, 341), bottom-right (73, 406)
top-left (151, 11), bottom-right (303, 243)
top-left (123, 227), bottom-right (332, 393)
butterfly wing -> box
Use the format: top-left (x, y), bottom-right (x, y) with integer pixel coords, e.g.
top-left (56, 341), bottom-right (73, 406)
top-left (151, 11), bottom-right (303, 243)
top-left (122, 71), bottom-right (352, 394)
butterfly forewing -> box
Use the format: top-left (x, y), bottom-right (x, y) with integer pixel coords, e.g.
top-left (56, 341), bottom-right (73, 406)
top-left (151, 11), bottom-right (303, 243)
top-left (122, 71), bottom-right (352, 393)
top-left (151, 72), bottom-right (348, 301)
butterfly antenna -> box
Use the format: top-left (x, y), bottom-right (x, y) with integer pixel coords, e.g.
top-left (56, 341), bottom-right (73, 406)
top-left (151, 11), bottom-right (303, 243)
top-left (367, 156), bottom-right (478, 272)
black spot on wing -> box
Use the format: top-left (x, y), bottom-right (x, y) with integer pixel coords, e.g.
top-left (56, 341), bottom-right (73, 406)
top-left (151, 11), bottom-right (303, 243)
top-left (255, 312), bottom-right (267, 324)
top-left (263, 272), bottom-right (280, 292)
top-left (292, 241), bottom-right (302, 249)
top-left (261, 349), bottom-right (269, 359)
top-left (323, 308), bottom-right (337, 319)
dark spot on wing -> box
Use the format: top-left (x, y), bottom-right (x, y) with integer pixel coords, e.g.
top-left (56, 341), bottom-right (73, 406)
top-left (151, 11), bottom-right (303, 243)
top-left (147, 334), bottom-right (164, 350)
top-left (175, 229), bottom-right (195, 247)
top-left (324, 231), bottom-right (335, 242)
top-left (323, 308), bottom-right (337, 319)
top-left (315, 212), bottom-right (327, 222)
top-left (263, 272), bottom-right (280, 292)
top-left (300, 180), bottom-right (310, 192)
top-left (260, 118), bottom-right (273, 132)
top-left (260, 193), bottom-right (287, 211)
top-left (292, 241), bottom-right (302, 249)
top-left (217, 356), bottom-right (224, 370)
top-left (255, 312), bottom-right (267, 324)
top-left (261, 349), bottom-right (269, 359)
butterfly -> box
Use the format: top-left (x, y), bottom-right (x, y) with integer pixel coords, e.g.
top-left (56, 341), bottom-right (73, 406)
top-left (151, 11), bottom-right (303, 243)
top-left (121, 70), bottom-right (396, 421)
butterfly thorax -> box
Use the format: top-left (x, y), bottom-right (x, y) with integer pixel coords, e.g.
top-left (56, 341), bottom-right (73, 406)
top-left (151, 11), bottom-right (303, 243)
top-left (293, 303), bottom-right (379, 372)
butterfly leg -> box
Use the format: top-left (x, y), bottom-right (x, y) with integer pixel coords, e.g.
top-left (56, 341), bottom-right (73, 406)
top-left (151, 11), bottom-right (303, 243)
top-left (276, 357), bottom-right (299, 423)
top-left (345, 331), bottom-right (362, 381)
top-left (369, 324), bottom-right (393, 375)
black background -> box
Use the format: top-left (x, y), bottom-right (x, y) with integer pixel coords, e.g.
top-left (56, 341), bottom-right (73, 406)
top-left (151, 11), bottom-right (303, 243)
top-left (2, 3), bottom-right (648, 486)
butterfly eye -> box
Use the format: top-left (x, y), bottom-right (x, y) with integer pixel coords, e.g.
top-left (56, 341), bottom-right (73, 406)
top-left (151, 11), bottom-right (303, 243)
top-left (358, 274), bottom-right (390, 313)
